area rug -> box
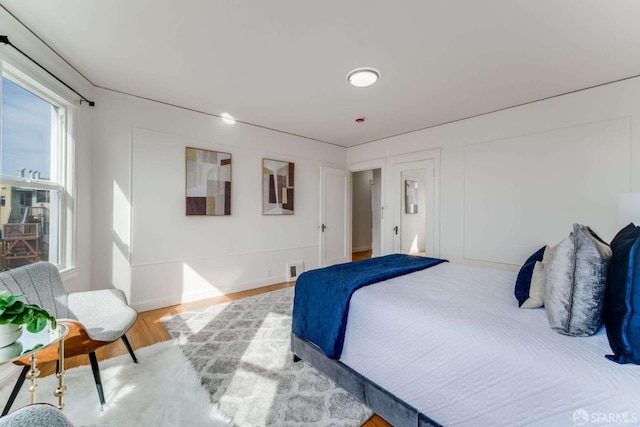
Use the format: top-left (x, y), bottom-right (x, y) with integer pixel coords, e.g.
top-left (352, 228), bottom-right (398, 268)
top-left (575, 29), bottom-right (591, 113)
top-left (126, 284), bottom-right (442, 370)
top-left (162, 287), bottom-right (373, 427)
top-left (0, 340), bottom-right (231, 426)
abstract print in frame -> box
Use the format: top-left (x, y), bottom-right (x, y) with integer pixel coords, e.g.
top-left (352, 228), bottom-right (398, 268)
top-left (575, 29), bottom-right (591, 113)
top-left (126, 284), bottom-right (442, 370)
top-left (262, 158), bottom-right (294, 215)
top-left (186, 147), bottom-right (231, 215)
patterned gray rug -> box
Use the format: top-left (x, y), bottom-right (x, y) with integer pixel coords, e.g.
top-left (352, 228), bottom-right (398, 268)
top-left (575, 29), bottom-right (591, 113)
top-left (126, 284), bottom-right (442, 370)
top-left (162, 287), bottom-right (373, 427)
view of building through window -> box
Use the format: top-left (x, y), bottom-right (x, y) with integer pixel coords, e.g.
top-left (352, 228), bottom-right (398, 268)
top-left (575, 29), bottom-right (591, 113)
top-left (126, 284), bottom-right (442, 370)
top-left (0, 76), bottom-right (62, 270)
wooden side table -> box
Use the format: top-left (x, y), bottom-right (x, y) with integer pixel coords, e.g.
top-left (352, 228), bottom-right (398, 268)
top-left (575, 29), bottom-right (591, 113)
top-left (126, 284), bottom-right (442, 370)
top-left (0, 324), bottom-right (68, 415)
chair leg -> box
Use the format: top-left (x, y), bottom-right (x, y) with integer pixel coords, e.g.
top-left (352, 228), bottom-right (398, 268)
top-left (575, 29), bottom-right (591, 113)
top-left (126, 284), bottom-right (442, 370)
top-left (121, 335), bottom-right (138, 364)
top-left (88, 352), bottom-right (106, 407)
top-left (2, 366), bottom-right (29, 416)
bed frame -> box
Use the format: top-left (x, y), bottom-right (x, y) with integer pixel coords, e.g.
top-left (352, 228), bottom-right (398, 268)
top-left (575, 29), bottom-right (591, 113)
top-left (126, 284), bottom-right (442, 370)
top-left (291, 333), bottom-right (442, 427)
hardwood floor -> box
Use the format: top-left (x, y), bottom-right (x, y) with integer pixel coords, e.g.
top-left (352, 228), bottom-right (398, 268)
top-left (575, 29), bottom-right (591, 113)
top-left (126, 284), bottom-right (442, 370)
top-left (34, 280), bottom-right (391, 427)
top-left (352, 249), bottom-right (372, 261)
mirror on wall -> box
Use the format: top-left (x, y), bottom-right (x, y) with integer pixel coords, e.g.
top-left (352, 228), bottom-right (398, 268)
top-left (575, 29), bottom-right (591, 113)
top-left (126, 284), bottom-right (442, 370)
top-left (400, 169), bottom-right (426, 255)
top-left (405, 180), bottom-right (418, 214)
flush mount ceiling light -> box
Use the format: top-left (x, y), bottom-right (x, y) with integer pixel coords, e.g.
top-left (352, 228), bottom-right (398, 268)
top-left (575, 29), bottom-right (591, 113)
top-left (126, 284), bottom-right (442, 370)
top-left (220, 112), bottom-right (236, 124)
top-left (347, 68), bottom-right (379, 88)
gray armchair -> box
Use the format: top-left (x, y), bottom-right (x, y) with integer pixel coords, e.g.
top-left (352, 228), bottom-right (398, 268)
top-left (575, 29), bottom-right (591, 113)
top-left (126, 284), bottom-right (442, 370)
top-left (0, 262), bottom-right (138, 414)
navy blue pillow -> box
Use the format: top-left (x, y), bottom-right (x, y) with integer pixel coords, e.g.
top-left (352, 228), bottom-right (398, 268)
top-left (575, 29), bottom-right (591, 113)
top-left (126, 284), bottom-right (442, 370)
top-left (514, 246), bottom-right (546, 307)
top-left (604, 223), bottom-right (640, 364)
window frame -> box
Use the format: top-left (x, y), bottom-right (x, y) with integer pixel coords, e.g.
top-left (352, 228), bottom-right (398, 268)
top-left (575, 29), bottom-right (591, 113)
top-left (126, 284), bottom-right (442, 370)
top-left (0, 60), bottom-right (78, 272)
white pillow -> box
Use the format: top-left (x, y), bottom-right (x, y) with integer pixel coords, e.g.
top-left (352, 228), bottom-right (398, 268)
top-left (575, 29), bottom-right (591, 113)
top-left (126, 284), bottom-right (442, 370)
top-left (521, 261), bottom-right (545, 309)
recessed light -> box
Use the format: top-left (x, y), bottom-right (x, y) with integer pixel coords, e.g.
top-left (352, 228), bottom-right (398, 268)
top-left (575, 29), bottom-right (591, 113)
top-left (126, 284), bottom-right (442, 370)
top-left (221, 112), bottom-right (236, 124)
top-left (347, 68), bottom-right (379, 88)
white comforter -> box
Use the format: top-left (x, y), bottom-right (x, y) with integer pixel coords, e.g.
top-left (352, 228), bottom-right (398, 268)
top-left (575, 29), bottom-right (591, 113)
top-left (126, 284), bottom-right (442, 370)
top-left (339, 263), bottom-right (640, 426)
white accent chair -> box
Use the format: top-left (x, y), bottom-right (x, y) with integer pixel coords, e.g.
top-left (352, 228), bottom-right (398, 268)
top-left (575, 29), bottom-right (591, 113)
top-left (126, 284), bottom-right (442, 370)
top-left (0, 262), bottom-right (138, 415)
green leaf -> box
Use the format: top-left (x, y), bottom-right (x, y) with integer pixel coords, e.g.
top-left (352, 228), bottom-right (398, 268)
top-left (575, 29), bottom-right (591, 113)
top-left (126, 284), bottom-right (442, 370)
top-left (26, 316), bottom-right (47, 333)
top-left (5, 302), bottom-right (25, 314)
top-left (4, 314), bottom-right (18, 323)
top-left (2, 295), bottom-right (17, 306)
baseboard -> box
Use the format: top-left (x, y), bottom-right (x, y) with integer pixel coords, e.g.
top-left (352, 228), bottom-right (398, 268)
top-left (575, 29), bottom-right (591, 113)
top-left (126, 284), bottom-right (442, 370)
top-left (132, 275), bottom-right (288, 312)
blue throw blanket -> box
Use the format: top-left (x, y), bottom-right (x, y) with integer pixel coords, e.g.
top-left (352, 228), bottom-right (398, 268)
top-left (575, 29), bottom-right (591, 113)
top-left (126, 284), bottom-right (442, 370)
top-left (292, 254), bottom-right (447, 359)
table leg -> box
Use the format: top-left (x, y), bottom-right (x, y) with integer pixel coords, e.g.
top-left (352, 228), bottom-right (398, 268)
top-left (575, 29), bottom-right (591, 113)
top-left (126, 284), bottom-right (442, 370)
top-left (54, 339), bottom-right (67, 410)
top-left (25, 353), bottom-right (39, 404)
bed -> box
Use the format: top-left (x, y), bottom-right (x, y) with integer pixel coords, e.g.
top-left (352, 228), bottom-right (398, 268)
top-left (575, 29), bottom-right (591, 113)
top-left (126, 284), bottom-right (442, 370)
top-left (291, 260), bottom-right (640, 427)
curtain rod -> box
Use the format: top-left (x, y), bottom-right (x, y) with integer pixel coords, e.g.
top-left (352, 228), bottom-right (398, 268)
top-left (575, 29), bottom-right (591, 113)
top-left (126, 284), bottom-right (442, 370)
top-left (0, 35), bottom-right (95, 106)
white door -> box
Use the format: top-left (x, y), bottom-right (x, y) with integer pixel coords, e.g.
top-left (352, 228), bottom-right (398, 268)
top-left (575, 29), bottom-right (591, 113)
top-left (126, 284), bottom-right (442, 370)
top-left (392, 160), bottom-right (436, 255)
top-left (320, 167), bottom-right (351, 267)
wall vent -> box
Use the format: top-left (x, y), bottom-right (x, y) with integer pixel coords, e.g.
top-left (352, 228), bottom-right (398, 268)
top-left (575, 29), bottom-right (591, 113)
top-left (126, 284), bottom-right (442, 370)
top-left (286, 261), bottom-right (304, 282)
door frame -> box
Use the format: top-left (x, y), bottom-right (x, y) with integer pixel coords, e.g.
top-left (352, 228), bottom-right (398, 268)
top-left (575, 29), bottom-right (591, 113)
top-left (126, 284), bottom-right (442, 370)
top-left (387, 149), bottom-right (441, 257)
top-left (393, 160), bottom-right (434, 255)
top-left (348, 159), bottom-right (386, 257)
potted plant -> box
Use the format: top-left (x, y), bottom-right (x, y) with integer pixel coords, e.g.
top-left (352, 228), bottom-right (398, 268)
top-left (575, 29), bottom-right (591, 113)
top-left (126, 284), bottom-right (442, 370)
top-left (0, 291), bottom-right (57, 348)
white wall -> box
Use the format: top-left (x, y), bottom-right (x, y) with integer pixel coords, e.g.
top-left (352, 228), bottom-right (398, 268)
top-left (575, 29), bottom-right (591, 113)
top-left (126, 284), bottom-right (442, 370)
top-left (347, 76), bottom-right (640, 269)
top-left (352, 170), bottom-right (372, 252)
top-left (91, 89), bottom-right (345, 310)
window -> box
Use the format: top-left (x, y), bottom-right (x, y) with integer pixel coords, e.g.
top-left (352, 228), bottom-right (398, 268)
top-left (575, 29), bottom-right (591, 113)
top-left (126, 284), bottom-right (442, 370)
top-left (0, 68), bottom-right (74, 272)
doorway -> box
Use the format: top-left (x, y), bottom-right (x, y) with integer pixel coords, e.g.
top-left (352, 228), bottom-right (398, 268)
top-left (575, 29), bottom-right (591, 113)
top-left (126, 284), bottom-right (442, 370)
top-left (351, 168), bottom-right (382, 260)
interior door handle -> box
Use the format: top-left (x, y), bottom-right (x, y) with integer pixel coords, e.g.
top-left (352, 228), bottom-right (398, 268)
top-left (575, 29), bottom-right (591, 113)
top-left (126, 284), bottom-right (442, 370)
top-left (394, 226), bottom-right (398, 235)
top-left (321, 224), bottom-right (327, 232)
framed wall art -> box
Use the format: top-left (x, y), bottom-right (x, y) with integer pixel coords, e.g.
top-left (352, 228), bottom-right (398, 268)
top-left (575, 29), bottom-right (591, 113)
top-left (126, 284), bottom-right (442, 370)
top-left (185, 147), bottom-right (231, 215)
top-left (262, 158), bottom-right (294, 215)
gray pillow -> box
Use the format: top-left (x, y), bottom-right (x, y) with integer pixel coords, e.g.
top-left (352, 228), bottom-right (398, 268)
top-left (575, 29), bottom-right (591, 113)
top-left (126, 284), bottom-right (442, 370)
top-left (544, 224), bottom-right (612, 336)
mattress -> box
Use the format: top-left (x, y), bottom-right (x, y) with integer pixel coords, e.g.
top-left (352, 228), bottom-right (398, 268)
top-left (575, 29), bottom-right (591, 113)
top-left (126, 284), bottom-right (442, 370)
top-left (339, 263), bottom-right (640, 426)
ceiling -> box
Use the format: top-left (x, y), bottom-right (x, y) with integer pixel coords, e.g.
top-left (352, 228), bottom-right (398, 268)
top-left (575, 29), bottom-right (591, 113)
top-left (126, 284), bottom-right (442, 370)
top-left (2, 1), bottom-right (640, 148)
